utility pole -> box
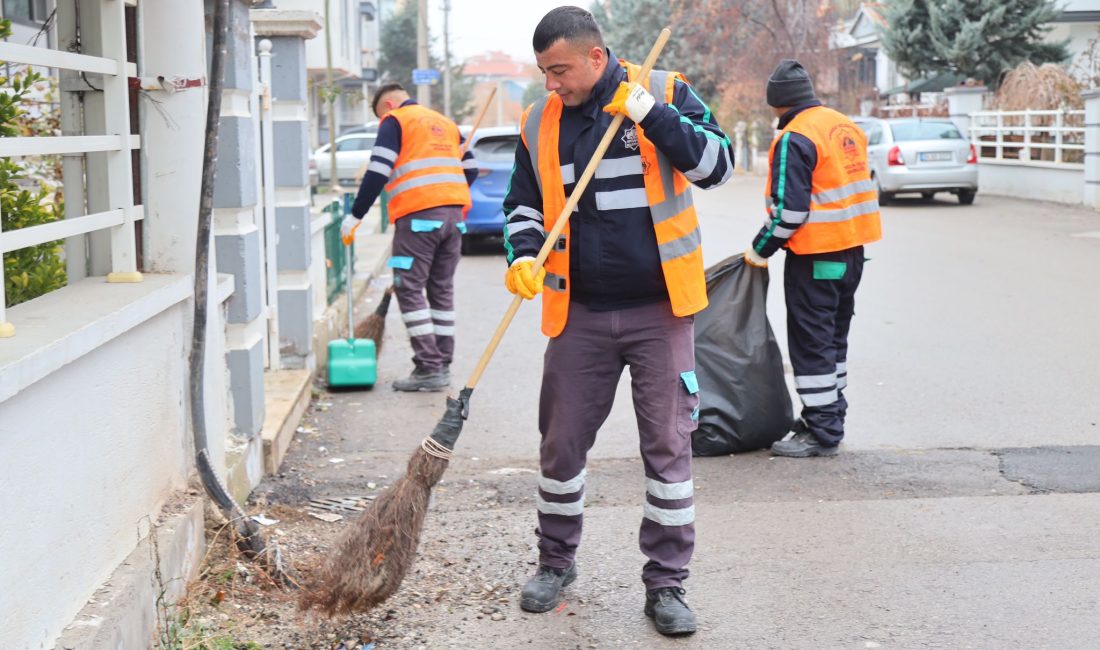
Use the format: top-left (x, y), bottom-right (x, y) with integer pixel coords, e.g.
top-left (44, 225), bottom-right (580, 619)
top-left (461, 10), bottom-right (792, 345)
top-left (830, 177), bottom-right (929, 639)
top-left (325, 0), bottom-right (339, 191)
top-left (417, 0), bottom-right (430, 106)
top-left (443, 0), bottom-right (452, 119)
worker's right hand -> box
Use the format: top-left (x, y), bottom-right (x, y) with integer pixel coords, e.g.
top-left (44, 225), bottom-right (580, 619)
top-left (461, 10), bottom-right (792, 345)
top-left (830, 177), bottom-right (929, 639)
top-left (340, 214), bottom-right (361, 246)
top-left (504, 257), bottom-right (545, 300)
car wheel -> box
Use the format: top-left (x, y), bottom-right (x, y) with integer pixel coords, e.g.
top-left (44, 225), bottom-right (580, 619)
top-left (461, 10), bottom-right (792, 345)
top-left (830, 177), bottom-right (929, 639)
top-left (921, 192), bottom-right (935, 201)
top-left (873, 175), bottom-right (892, 206)
top-left (460, 234), bottom-right (475, 255)
top-left (957, 190), bottom-right (976, 205)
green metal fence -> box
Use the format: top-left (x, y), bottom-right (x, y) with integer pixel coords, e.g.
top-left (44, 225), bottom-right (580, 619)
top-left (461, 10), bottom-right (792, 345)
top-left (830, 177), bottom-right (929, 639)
top-left (323, 199), bottom-right (354, 305)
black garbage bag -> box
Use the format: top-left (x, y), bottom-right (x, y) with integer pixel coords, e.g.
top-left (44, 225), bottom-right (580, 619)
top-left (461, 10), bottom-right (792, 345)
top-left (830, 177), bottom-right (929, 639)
top-left (691, 254), bottom-right (793, 456)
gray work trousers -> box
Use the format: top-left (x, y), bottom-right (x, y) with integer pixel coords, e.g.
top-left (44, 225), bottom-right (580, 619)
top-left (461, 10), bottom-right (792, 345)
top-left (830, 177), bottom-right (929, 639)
top-left (390, 205), bottom-right (463, 372)
top-left (535, 300), bottom-right (698, 589)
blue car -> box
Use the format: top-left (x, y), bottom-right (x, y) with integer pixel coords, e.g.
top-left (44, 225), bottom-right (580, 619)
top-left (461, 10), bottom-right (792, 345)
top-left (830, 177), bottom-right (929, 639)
top-left (461, 125), bottom-right (520, 254)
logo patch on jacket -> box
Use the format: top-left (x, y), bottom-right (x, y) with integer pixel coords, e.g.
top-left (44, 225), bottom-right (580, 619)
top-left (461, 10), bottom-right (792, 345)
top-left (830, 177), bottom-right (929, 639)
top-left (621, 126), bottom-right (639, 151)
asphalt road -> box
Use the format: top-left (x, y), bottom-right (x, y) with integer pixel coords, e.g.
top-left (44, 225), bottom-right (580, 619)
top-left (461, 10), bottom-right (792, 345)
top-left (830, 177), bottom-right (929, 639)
top-left (255, 176), bottom-right (1100, 648)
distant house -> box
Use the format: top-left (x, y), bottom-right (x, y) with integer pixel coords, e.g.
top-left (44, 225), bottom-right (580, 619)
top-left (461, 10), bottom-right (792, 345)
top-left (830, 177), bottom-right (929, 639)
top-left (463, 50), bottom-right (537, 127)
top-left (1048, 0), bottom-right (1100, 82)
top-left (833, 3), bottom-right (907, 110)
top-left (833, 1), bottom-right (1100, 114)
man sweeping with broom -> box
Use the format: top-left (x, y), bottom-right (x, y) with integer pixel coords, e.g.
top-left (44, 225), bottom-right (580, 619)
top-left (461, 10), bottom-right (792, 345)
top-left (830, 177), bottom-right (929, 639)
top-left (341, 83), bottom-right (478, 392)
top-left (503, 6), bottom-right (733, 636)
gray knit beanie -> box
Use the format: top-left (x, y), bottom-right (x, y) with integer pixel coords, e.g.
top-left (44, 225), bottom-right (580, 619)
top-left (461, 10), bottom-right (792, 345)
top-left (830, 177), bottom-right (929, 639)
top-left (767, 59), bottom-right (817, 108)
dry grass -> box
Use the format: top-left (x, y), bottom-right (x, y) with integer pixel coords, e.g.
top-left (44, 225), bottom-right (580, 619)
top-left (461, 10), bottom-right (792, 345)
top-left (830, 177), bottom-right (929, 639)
top-left (995, 62), bottom-right (1083, 111)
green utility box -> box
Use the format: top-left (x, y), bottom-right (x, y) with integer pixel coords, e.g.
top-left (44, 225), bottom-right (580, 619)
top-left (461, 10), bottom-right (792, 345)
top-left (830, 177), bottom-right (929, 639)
top-left (327, 337), bottom-right (377, 388)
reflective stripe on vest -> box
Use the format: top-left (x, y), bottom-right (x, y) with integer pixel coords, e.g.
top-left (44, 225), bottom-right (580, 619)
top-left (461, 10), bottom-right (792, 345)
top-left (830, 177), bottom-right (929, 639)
top-left (520, 62), bottom-right (707, 338)
top-left (765, 105), bottom-right (882, 254)
top-left (384, 104), bottom-right (471, 222)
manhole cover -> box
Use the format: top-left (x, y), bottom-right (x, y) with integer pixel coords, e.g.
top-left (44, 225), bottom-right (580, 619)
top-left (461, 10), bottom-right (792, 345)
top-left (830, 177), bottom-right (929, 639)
top-left (308, 495), bottom-right (375, 515)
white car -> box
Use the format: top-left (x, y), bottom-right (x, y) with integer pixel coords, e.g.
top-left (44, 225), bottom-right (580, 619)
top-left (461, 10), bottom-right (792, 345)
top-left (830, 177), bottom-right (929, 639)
top-left (864, 117), bottom-right (979, 205)
top-left (310, 133), bottom-right (377, 187)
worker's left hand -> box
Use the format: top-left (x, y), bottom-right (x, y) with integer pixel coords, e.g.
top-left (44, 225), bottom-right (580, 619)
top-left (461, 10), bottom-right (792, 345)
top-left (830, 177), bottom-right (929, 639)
top-left (340, 214), bottom-right (361, 245)
top-left (603, 82), bottom-right (656, 123)
top-left (744, 247), bottom-right (769, 268)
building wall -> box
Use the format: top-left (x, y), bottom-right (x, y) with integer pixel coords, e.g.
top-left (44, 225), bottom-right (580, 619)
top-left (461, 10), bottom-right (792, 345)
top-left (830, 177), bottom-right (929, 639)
top-left (1047, 22), bottom-right (1100, 81)
top-left (0, 296), bottom-right (198, 649)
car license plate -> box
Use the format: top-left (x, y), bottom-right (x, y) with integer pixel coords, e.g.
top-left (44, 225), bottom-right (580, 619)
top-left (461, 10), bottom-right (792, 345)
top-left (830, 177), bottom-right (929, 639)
top-left (919, 151), bottom-right (953, 162)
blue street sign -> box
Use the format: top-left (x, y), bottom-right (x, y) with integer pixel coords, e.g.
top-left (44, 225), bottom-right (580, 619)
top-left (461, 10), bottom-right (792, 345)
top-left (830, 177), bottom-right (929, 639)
top-left (412, 68), bottom-right (441, 85)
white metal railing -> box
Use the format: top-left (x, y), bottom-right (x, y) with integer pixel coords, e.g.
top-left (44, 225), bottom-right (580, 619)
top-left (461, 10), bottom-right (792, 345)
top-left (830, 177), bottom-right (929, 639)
top-left (969, 109), bottom-right (1085, 168)
top-left (0, 0), bottom-right (142, 337)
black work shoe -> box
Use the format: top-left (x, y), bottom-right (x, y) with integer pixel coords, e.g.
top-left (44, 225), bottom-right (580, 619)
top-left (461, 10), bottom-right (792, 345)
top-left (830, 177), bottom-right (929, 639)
top-left (519, 564), bottom-right (577, 613)
top-left (392, 367), bottom-right (449, 392)
top-left (771, 431), bottom-right (838, 457)
top-left (644, 587), bottom-right (697, 636)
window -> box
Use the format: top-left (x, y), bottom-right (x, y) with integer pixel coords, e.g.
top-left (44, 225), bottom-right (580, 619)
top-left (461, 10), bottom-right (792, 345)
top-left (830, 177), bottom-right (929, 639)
top-left (889, 121), bottom-right (962, 142)
top-left (867, 125), bottom-right (882, 146)
top-left (336, 136), bottom-right (375, 152)
top-left (471, 135), bottom-right (519, 163)
top-left (3, 0), bottom-right (48, 24)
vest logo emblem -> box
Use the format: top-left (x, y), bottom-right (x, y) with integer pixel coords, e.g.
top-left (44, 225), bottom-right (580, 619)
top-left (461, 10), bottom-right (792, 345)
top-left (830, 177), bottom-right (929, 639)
top-left (622, 126), bottom-right (639, 151)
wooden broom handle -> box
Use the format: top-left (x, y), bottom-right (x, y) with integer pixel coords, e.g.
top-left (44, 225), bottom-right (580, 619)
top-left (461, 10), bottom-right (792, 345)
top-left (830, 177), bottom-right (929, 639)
top-left (460, 85), bottom-right (497, 156)
top-left (464, 27), bottom-right (672, 391)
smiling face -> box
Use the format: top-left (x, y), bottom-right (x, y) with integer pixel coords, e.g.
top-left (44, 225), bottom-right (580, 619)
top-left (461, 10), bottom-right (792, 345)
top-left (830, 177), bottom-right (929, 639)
top-left (535, 38), bottom-right (606, 107)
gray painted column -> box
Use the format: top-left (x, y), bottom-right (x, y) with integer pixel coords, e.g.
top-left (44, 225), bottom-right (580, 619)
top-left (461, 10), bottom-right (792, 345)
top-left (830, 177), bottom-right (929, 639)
top-left (1083, 89), bottom-right (1100, 209)
top-left (252, 9), bottom-right (322, 370)
top-left (209, 0), bottom-right (266, 438)
top-left (945, 85), bottom-right (988, 144)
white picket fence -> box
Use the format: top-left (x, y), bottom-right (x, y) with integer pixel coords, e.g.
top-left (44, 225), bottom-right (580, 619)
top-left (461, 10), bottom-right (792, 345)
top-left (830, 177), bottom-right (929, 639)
top-left (969, 109), bottom-right (1085, 168)
top-left (0, 2), bottom-right (141, 336)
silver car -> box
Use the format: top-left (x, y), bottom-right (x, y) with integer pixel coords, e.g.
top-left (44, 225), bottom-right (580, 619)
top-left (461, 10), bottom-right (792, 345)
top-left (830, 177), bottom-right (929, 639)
top-left (863, 118), bottom-right (978, 205)
top-left (310, 133), bottom-right (378, 187)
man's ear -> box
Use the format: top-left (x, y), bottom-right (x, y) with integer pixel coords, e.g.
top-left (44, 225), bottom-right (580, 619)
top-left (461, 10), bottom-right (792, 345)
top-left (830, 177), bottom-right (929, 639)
top-left (588, 45), bottom-right (605, 68)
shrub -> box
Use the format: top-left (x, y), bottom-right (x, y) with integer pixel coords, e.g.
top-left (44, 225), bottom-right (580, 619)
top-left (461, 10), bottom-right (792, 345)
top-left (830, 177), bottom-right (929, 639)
top-left (1, 18), bottom-right (67, 307)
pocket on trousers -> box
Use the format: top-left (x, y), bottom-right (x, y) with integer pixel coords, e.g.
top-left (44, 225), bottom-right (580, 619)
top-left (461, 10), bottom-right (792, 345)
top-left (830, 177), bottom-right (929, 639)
top-left (678, 370), bottom-right (700, 437)
top-left (410, 219), bottom-right (445, 233)
top-left (388, 255), bottom-right (415, 270)
top-left (813, 260), bottom-right (848, 280)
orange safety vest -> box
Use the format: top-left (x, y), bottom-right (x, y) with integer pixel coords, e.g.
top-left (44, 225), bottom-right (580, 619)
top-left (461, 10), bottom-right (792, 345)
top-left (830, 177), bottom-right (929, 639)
top-left (383, 104), bottom-right (471, 223)
top-left (520, 62), bottom-right (707, 338)
top-left (766, 105), bottom-right (881, 254)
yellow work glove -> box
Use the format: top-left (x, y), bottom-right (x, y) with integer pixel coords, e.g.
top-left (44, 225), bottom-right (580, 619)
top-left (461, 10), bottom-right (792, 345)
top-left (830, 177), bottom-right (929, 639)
top-left (602, 81), bottom-right (656, 123)
top-left (504, 257), bottom-right (545, 300)
top-left (744, 247), bottom-right (768, 268)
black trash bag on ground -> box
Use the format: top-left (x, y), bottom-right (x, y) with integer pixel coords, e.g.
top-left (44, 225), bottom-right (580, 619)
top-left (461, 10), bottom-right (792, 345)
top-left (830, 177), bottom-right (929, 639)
top-left (691, 254), bottom-right (793, 456)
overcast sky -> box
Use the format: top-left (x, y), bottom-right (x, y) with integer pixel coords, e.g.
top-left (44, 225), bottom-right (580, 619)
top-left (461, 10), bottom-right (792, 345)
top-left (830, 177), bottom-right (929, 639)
top-left (428, 0), bottom-right (571, 63)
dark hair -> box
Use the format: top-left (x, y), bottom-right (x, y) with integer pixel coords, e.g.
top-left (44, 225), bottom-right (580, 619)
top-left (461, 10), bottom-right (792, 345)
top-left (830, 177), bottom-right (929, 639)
top-left (532, 6), bottom-right (603, 54)
top-left (372, 82), bottom-right (406, 117)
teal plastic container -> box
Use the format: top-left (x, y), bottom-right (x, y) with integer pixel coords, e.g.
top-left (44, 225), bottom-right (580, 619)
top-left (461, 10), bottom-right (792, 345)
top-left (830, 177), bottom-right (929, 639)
top-left (327, 337), bottom-right (377, 388)
top-left (327, 236), bottom-right (377, 388)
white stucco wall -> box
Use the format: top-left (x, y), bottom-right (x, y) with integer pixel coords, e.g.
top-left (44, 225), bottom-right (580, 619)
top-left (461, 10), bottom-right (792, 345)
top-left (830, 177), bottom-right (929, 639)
top-left (0, 302), bottom-right (191, 649)
top-left (1046, 22), bottom-right (1100, 82)
top-left (978, 162), bottom-right (1085, 205)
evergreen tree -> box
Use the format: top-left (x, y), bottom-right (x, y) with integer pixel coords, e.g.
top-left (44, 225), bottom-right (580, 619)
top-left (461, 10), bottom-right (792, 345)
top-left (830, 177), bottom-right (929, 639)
top-left (881, 0), bottom-right (1068, 87)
